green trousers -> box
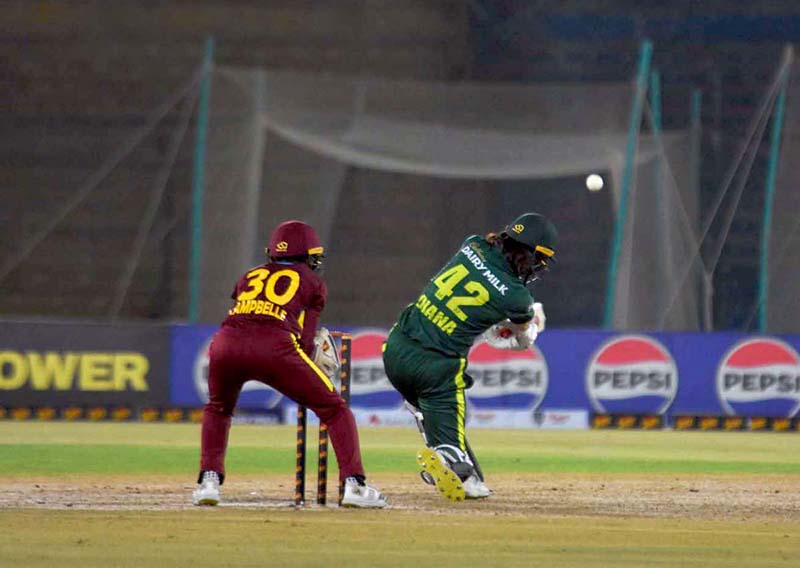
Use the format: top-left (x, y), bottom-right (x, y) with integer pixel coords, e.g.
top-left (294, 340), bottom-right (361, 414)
top-left (382, 328), bottom-right (472, 451)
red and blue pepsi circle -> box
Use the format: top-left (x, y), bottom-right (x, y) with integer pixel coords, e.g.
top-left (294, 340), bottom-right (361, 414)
top-left (586, 335), bottom-right (678, 415)
top-left (466, 341), bottom-right (548, 411)
top-left (716, 337), bottom-right (800, 418)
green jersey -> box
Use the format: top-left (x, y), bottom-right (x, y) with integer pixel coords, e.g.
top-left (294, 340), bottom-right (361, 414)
top-left (396, 235), bottom-right (535, 358)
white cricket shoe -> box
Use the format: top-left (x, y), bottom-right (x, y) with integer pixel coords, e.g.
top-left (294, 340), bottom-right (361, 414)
top-left (193, 471), bottom-right (221, 506)
top-left (463, 475), bottom-right (491, 499)
top-left (416, 447), bottom-right (465, 502)
top-left (340, 477), bottom-right (388, 508)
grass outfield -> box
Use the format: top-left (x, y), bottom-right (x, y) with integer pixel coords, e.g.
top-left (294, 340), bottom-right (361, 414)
top-left (2, 421), bottom-right (800, 476)
top-left (1, 422), bottom-right (800, 567)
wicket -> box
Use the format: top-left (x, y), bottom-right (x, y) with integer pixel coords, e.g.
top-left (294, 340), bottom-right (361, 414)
top-left (294, 331), bottom-right (352, 506)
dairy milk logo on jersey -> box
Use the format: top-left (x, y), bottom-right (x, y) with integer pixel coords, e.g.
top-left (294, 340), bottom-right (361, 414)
top-left (717, 338), bottom-right (800, 417)
top-left (350, 330), bottom-right (402, 409)
top-left (466, 341), bottom-right (548, 410)
top-left (586, 335), bottom-right (678, 414)
top-left (193, 336), bottom-right (283, 409)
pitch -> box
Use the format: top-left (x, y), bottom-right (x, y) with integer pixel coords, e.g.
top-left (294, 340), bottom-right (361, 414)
top-left (1, 422), bottom-right (799, 566)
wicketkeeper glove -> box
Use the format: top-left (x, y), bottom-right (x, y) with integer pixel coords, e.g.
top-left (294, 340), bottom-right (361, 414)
top-left (312, 327), bottom-right (340, 379)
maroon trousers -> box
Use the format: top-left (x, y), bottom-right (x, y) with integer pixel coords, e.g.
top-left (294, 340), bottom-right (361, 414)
top-left (200, 326), bottom-right (364, 482)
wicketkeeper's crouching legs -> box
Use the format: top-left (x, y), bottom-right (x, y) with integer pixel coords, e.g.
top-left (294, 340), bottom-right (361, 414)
top-left (199, 359), bottom-right (366, 483)
top-left (195, 330), bottom-right (385, 508)
top-left (194, 339), bottom-right (244, 506)
top-left (198, 346), bottom-right (245, 485)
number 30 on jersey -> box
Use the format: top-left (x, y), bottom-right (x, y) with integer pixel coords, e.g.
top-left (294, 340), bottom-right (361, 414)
top-left (229, 268), bottom-right (300, 320)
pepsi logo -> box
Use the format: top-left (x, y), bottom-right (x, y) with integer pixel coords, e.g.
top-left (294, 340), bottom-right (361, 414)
top-left (351, 331), bottom-right (392, 394)
top-left (717, 338), bottom-right (800, 417)
top-left (466, 340), bottom-right (548, 410)
top-left (350, 330), bottom-right (402, 408)
top-left (586, 335), bottom-right (677, 414)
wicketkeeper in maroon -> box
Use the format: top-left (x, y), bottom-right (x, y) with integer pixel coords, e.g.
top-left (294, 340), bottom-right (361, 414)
top-left (193, 220), bottom-right (387, 508)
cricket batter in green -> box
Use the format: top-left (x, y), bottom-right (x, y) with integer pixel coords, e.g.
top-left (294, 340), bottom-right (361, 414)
top-left (382, 213), bottom-right (557, 501)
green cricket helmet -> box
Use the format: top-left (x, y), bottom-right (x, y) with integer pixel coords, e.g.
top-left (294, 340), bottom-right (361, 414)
top-left (503, 212), bottom-right (557, 283)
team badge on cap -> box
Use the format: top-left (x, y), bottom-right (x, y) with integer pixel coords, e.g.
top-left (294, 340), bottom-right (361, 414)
top-left (716, 338), bottom-right (800, 418)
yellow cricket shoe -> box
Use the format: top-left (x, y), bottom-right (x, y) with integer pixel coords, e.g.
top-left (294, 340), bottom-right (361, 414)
top-left (416, 447), bottom-right (465, 502)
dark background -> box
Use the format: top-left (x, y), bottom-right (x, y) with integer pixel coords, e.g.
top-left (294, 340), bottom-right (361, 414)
top-left (2, 1), bottom-right (797, 330)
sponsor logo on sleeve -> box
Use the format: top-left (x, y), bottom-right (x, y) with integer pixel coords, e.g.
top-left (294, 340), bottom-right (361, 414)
top-left (466, 341), bottom-right (548, 411)
top-left (716, 338), bottom-right (800, 418)
top-left (586, 335), bottom-right (678, 415)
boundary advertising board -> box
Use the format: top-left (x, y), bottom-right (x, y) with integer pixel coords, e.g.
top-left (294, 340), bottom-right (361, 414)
top-left (7, 322), bottom-right (799, 426)
top-left (0, 321), bottom-right (170, 407)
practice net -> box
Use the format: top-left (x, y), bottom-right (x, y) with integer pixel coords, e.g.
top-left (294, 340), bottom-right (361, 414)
top-left (763, 54), bottom-right (800, 333)
top-left (0, 63), bottom-right (702, 331)
top-left (199, 66), bottom-right (701, 330)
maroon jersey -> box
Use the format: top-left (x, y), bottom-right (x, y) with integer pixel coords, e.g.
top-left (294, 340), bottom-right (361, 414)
top-left (221, 261), bottom-right (326, 354)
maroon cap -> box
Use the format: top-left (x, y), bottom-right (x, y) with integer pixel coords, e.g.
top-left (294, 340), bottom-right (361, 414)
top-left (267, 220), bottom-right (324, 258)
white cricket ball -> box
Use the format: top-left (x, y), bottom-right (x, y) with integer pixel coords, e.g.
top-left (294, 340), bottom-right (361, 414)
top-left (586, 174), bottom-right (604, 191)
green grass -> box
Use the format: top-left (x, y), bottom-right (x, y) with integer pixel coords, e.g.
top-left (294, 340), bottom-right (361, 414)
top-left (2, 422), bottom-right (800, 476)
top-left (3, 422), bottom-right (800, 567)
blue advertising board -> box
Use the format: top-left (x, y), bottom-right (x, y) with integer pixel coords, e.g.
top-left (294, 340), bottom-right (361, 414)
top-left (168, 325), bottom-right (800, 425)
